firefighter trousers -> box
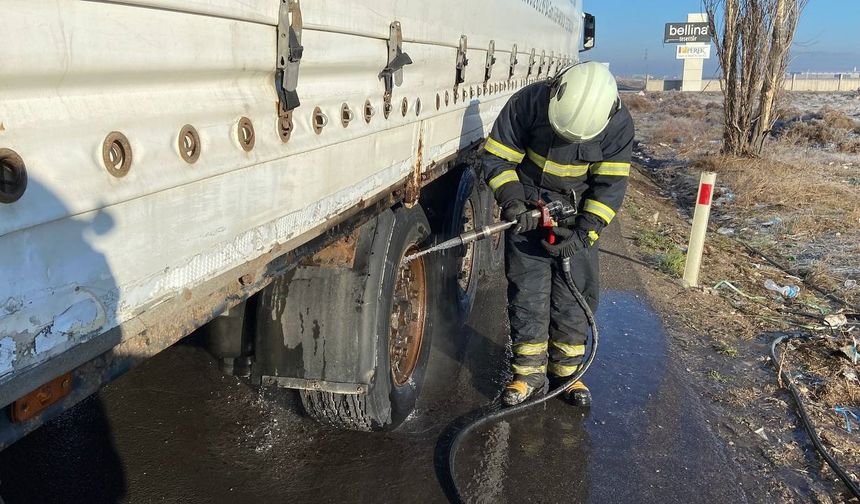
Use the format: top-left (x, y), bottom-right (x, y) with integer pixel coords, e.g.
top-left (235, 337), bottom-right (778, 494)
top-left (505, 228), bottom-right (599, 388)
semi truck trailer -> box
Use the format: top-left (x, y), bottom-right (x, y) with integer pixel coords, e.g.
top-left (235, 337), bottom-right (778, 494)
top-left (0, 0), bottom-right (592, 444)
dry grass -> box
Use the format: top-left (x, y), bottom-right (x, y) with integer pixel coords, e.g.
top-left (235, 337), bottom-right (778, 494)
top-left (775, 104), bottom-right (802, 121)
top-left (788, 335), bottom-right (860, 480)
top-left (821, 107), bottom-right (856, 130)
top-left (661, 93), bottom-right (703, 118)
top-left (782, 122), bottom-right (860, 153)
top-left (621, 93), bottom-right (655, 113)
top-left (649, 117), bottom-right (717, 154)
top-left (693, 156), bottom-right (858, 214)
top-left (806, 257), bottom-right (860, 304)
top-left (693, 153), bottom-right (860, 242)
top-left (650, 121), bottom-right (690, 145)
top-left (778, 107), bottom-right (860, 153)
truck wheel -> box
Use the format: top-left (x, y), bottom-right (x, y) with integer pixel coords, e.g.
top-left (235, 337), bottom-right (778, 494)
top-left (446, 168), bottom-right (486, 321)
top-left (300, 205), bottom-right (437, 431)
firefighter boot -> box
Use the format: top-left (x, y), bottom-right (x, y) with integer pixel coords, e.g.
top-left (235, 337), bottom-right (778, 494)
top-left (502, 377), bottom-right (548, 406)
top-left (562, 381), bottom-right (592, 407)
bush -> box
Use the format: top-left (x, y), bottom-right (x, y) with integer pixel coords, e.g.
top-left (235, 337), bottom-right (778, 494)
top-left (775, 105), bottom-right (802, 121)
top-left (783, 120), bottom-right (844, 146)
top-left (821, 107), bottom-right (856, 130)
top-left (662, 93), bottom-right (707, 119)
top-left (780, 117), bottom-right (860, 153)
top-left (838, 137), bottom-right (860, 153)
top-left (622, 94), bottom-right (655, 113)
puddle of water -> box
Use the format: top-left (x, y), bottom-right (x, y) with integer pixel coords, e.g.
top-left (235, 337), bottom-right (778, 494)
top-left (455, 290), bottom-right (748, 504)
top-left (0, 282), bottom-right (749, 504)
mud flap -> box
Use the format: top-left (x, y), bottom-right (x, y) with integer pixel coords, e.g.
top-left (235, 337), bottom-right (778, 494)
top-left (252, 210), bottom-right (394, 391)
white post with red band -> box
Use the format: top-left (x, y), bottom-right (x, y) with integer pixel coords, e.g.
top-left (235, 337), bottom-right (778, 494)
top-left (683, 171), bottom-right (717, 287)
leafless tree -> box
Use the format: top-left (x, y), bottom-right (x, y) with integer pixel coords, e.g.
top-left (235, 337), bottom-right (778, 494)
top-left (704, 0), bottom-right (806, 156)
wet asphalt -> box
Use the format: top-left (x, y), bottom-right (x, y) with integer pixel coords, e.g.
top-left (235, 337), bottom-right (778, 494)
top-left (0, 222), bottom-right (758, 504)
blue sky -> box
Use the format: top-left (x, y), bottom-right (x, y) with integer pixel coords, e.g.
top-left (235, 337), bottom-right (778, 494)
top-left (585, 0), bottom-right (860, 77)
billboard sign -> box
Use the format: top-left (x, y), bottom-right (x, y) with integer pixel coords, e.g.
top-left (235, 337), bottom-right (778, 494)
top-left (664, 22), bottom-right (711, 43)
top-left (676, 45), bottom-right (711, 60)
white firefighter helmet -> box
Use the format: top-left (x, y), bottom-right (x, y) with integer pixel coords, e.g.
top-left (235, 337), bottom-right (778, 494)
top-left (547, 61), bottom-right (619, 142)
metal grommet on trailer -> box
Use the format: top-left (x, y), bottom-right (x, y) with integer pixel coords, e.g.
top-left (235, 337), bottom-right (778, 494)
top-left (178, 125), bottom-right (201, 164)
top-left (0, 148), bottom-right (27, 203)
top-left (278, 111), bottom-right (294, 143)
top-left (313, 107), bottom-right (328, 134)
top-left (341, 103), bottom-right (354, 127)
top-left (102, 131), bottom-right (133, 178)
top-left (364, 99), bottom-right (376, 123)
top-left (237, 117), bottom-right (255, 151)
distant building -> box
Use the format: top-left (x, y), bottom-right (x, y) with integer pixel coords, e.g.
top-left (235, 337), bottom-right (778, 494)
top-left (789, 71), bottom-right (860, 79)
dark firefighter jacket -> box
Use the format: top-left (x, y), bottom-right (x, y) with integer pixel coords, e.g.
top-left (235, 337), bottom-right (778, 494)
top-left (481, 81), bottom-right (634, 235)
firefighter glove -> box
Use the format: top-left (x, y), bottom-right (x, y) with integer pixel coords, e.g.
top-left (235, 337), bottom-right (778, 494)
top-left (502, 200), bottom-right (540, 234)
top-left (541, 226), bottom-right (591, 258)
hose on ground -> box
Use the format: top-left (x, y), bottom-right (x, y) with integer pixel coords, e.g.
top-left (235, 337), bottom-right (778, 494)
top-left (445, 256), bottom-right (598, 503)
top-left (770, 334), bottom-right (860, 499)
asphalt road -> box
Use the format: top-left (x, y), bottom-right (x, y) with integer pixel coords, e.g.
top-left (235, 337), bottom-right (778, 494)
top-left (0, 221), bottom-right (759, 503)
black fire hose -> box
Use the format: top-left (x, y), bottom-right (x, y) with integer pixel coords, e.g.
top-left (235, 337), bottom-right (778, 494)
top-left (770, 334), bottom-right (860, 499)
top-left (444, 256), bottom-right (599, 503)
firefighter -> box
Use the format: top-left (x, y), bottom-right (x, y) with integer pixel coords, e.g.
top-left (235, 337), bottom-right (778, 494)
top-left (480, 62), bottom-right (634, 407)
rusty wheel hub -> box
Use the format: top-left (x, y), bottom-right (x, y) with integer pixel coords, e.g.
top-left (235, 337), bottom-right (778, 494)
top-left (389, 247), bottom-right (428, 387)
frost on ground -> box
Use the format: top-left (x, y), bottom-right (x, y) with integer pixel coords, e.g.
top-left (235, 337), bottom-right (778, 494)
top-left (625, 91), bottom-right (860, 301)
top-left (620, 90), bottom-right (860, 502)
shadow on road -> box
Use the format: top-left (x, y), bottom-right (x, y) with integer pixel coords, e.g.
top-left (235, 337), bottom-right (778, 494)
top-left (0, 397), bottom-right (127, 504)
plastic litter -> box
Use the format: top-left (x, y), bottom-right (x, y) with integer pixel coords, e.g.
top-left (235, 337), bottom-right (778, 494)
top-left (846, 279), bottom-right (858, 289)
top-left (840, 338), bottom-right (859, 365)
top-left (717, 227), bottom-right (735, 236)
top-left (834, 407), bottom-right (860, 433)
top-left (824, 313), bottom-right (848, 328)
top-left (713, 190), bottom-right (735, 206)
top-left (713, 280), bottom-right (767, 301)
top-left (764, 279), bottom-right (800, 299)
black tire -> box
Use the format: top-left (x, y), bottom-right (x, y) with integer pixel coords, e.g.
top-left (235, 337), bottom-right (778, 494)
top-left (444, 168), bottom-right (486, 321)
top-left (300, 205), bottom-right (439, 431)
